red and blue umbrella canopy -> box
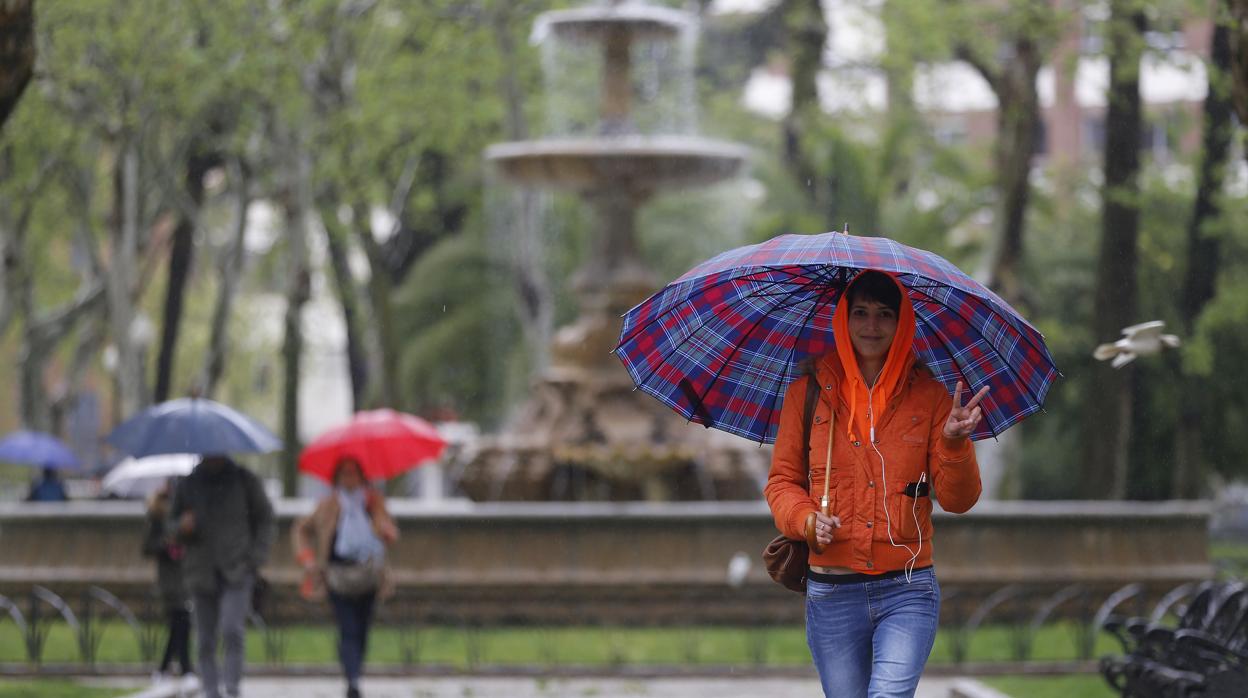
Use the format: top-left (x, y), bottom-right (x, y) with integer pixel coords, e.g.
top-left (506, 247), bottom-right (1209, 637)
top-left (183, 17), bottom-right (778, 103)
top-left (614, 232), bottom-right (1058, 444)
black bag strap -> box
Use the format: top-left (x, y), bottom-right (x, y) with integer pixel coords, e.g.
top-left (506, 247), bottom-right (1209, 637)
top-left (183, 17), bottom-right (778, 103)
top-left (800, 364), bottom-right (820, 480)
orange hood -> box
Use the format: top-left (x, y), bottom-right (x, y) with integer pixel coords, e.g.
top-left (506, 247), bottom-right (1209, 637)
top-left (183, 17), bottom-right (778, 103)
top-left (833, 271), bottom-right (917, 442)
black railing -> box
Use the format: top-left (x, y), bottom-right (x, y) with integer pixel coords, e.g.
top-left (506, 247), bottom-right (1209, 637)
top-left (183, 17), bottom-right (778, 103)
top-left (0, 580), bottom-right (1232, 675)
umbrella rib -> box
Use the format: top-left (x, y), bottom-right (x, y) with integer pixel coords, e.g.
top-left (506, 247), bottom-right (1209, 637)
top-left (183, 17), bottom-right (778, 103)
top-left (905, 276), bottom-right (1040, 345)
top-left (690, 276), bottom-right (838, 431)
top-left (693, 262), bottom-right (848, 437)
top-left (627, 271), bottom-right (825, 390)
top-left (616, 264), bottom-right (816, 350)
top-left (758, 279), bottom-right (841, 443)
top-left (911, 311), bottom-right (1001, 439)
top-left (908, 286), bottom-right (1051, 414)
top-left (902, 276), bottom-right (1054, 366)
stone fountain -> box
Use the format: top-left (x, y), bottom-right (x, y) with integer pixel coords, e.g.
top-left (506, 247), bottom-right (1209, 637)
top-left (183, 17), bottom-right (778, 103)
top-left (460, 1), bottom-right (761, 501)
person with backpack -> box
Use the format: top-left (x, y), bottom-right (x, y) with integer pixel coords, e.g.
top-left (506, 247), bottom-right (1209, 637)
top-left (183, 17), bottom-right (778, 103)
top-left (292, 457), bottom-right (397, 698)
top-left (170, 455), bottom-right (274, 698)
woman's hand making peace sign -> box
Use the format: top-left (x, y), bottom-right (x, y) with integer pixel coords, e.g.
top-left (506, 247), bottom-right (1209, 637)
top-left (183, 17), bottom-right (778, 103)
top-left (943, 381), bottom-right (989, 440)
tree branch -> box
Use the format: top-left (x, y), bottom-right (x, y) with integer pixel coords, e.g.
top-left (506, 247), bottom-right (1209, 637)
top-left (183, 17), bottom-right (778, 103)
top-left (953, 42), bottom-right (1002, 94)
top-left (386, 153), bottom-right (421, 239)
top-left (28, 281), bottom-right (106, 347)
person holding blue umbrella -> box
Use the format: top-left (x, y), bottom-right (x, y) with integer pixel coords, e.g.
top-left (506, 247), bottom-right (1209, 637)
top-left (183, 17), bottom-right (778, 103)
top-left (0, 430), bottom-right (80, 502)
top-left (108, 397), bottom-right (281, 698)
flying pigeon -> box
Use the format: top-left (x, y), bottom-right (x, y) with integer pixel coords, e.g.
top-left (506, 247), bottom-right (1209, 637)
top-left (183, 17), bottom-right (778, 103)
top-left (1093, 321), bottom-right (1181, 369)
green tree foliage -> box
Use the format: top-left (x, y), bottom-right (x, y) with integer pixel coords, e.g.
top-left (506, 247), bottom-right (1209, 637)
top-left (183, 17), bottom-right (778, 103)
top-left (2, 0), bottom-right (1246, 500)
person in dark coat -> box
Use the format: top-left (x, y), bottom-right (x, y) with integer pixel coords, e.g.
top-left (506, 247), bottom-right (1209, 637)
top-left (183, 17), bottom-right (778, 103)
top-left (170, 455), bottom-right (274, 698)
top-left (143, 480), bottom-right (193, 680)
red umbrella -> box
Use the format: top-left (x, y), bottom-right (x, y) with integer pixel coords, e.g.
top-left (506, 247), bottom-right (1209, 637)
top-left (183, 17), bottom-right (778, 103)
top-left (299, 409), bottom-right (447, 482)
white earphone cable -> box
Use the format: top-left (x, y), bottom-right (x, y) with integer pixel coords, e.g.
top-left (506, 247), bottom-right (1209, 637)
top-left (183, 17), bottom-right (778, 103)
top-left (869, 385), bottom-right (923, 584)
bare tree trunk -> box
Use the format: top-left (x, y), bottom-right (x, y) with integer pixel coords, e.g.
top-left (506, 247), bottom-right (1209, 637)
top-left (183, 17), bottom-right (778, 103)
top-left (986, 46), bottom-right (1042, 309)
top-left (0, 194), bottom-right (31, 339)
top-left (880, 0), bottom-right (919, 197)
top-left (281, 136), bottom-right (312, 496)
top-left (49, 314), bottom-right (107, 439)
top-left (950, 4), bottom-right (1054, 500)
top-left (20, 284), bottom-right (105, 430)
top-left (1228, 0), bottom-right (1248, 128)
top-left (320, 204), bottom-right (369, 412)
top-left (199, 158), bottom-right (249, 398)
top-left (302, 0), bottom-right (386, 409)
top-left (953, 13), bottom-right (1050, 309)
top-left (0, 0), bottom-right (34, 131)
top-left (1173, 19), bottom-right (1234, 499)
top-left (108, 142), bottom-right (149, 420)
top-left (352, 201), bottom-right (398, 409)
top-left (0, 153), bottom-right (57, 337)
top-left (781, 0), bottom-right (827, 209)
top-left (1083, 0), bottom-right (1146, 500)
top-left (154, 151), bottom-right (215, 402)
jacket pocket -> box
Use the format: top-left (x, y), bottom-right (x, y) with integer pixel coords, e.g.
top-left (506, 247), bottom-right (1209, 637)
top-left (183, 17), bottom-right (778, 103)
top-left (900, 414), bottom-right (927, 450)
top-left (888, 481), bottom-right (931, 542)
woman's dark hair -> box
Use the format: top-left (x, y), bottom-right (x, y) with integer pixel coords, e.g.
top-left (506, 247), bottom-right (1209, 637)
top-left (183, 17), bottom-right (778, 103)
top-left (845, 270), bottom-right (901, 314)
top-left (332, 458), bottom-right (364, 484)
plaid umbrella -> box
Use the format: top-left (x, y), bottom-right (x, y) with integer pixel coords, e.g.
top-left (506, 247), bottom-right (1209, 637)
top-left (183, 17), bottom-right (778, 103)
top-left (615, 232), bottom-right (1058, 443)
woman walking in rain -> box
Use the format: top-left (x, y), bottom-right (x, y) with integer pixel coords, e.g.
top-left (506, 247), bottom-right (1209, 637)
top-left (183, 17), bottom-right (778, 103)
top-left (765, 270), bottom-right (987, 698)
top-left (293, 457), bottom-right (398, 698)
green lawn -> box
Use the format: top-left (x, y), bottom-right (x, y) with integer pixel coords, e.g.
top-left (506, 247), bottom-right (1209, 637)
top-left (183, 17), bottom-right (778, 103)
top-left (0, 675), bottom-right (1117, 698)
top-left (1211, 540), bottom-right (1248, 578)
top-left (0, 680), bottom-right (128, 698)
top-left (984, 674), bottom-right (1115, 698)
top-left (0, 620), bottom-right (1123, 667)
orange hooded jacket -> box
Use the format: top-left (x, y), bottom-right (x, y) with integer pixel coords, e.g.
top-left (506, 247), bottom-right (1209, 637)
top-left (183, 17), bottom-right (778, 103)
top-left (763, 272), bottom-right (981, 574)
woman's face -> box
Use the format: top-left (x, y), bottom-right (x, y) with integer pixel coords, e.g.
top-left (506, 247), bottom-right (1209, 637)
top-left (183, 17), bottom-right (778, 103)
top-left (847, 297), bottom-right (898, 365)
top-left (336, 461), bottom-right (364, 491)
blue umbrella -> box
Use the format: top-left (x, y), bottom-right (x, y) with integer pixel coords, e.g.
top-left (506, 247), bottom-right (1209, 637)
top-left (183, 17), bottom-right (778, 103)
top-left (0, 430), bottom-right (80, 469)
top-left (106, 398), bottom-right (282, 458)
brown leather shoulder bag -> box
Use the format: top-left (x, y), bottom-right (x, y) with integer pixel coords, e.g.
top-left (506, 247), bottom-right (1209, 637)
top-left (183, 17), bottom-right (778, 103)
top-left (762, 368), bottom-right (833, 593)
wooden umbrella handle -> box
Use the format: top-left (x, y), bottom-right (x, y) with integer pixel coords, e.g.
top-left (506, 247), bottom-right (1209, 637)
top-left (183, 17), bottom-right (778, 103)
top-left (804, 511), bottom-right (825, 554)
top-left (806, 399), bottom-right (836, 554)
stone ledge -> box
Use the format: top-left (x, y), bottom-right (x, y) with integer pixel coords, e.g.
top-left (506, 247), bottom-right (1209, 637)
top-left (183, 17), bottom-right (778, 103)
top-left (0, 498), bottom-right (1216, 521)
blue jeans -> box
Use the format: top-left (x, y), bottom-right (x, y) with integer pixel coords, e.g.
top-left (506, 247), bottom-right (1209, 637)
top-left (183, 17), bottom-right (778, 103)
top-left (805, 567), bottom-right (941, 698)
top-left (328, 590), bottom-right (377, 689)
top-left (192, 574), bottom-right (252, 698)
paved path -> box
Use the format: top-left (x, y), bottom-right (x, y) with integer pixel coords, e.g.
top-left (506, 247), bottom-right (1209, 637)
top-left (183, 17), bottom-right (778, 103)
top-left (98, 675), bottom-right (963, 698)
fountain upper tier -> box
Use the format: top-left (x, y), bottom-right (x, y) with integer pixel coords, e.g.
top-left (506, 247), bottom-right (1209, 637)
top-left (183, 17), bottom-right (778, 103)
top-left (486, 136), bottom-right (750, 195)
top-left (533, 3), bottom-right (691, 43)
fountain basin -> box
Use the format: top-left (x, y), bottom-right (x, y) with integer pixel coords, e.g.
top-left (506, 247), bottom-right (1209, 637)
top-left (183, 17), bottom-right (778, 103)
top-left (533, 3), bottom-right (692, 43)
top-left (486, 137), bottom-right (750, 194)
top-left (0, 500), bottom-right (1214, 626)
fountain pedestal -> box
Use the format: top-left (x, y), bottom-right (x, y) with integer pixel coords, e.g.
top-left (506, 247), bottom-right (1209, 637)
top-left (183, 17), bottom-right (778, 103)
top-left (461, 1), bottom-right (758, 501)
